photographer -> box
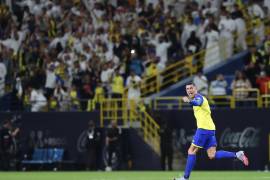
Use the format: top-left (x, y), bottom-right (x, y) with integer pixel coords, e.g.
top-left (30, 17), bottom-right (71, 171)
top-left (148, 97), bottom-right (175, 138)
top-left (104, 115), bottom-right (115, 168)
top-left (85, 120), bottom-right (101, 170)
top-left (0, 119), bottom-right (20, 170)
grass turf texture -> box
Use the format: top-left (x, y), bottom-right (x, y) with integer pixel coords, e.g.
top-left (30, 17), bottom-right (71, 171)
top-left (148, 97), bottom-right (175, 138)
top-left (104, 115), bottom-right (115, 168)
top-left (0, 171), bottom-right (269, 180)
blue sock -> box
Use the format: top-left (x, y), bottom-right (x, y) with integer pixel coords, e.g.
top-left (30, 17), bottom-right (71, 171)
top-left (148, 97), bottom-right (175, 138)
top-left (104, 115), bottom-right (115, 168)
top-left (184, 154), bottom-right (196, 179)
top-left (215, 150), bottom-right (236, 159)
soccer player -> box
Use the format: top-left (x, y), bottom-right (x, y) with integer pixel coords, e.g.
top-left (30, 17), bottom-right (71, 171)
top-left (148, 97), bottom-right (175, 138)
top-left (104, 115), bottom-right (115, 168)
top-left (174, 83), bottom-right (249, 180)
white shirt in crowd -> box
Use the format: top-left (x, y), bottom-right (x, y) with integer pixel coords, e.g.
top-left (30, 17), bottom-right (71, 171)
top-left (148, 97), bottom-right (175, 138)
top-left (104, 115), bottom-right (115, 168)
top-left (0, 62), bottom-right (7, 81)
top-left (101, 68), bottom-right (114, 83)
top-left (0, 62), bottom-right (7, 96)
top-left (264, 0), bottom-right (270, 14)
top-left (150, 39), bottom-right (171, 67)
top-left (210, 80), bottom-right (227, 95)
top-left (204, 29), bottom-right (221, 71)
top-left (248, 3), bottom-right (265, 19)
top-left (45, 69), bottom-right (56, 89)
top-left (193, 74), bottom-right (209, 96)
top-left (30, 89), bottom-right (47, 112)
top-left (235, 17), bottom-right (247, 50)
top-left (0, 38), bottom-right (20, 53)
top-left (126, 75), bottom-right (142, 100)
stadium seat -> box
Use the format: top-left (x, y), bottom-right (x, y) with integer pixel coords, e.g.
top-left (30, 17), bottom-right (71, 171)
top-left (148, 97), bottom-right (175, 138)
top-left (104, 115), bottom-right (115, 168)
top-left (21, 148), bottom-right (65, 169)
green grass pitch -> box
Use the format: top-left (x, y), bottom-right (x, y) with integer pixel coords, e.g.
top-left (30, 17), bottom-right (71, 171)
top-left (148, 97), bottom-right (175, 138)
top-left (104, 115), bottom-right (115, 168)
top-left (0, 171), bottom-right (269, 180)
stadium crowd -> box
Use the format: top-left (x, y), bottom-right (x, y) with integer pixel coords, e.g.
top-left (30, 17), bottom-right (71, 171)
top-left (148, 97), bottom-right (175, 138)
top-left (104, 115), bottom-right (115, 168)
top-left (193, 37), bottom-right (270, 100)
top-left (0, 0), bottom-right (269, 111)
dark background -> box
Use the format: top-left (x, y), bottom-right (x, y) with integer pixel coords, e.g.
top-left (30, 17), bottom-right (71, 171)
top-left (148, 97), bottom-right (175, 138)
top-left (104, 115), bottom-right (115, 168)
top-left (0, 109), bottom-right (269, 170)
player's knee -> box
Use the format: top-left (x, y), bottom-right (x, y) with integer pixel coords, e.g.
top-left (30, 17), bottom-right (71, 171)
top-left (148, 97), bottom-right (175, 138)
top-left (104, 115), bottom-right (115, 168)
top-left (188, 148), bottom-right (197, 155)
top-left (208, 152), bottom-right (216, 160)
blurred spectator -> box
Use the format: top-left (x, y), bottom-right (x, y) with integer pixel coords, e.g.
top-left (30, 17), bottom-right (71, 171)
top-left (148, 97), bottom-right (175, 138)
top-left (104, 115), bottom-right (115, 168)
top-left (0, 119), bottom-right (20, 171)
top-left (48, 96), bottom-right (57, 111)
top-left (29, 86), bottom-right (47, 112)
top-left (231, 71), bottom-right (251, 100)
top-left (209, 74), bottom-right (228, 96)
top-left (181, 17), bottom-right (197, 54)
top-left (85, 120), bottom-right (101, 170)
top-left (150, 35), bottom-right (171, 71)
top-left (248, 1), bottom-right (265, 44)
top-left (218, 10), bottom-right (235, 59)
top-left (91, 81), bottom-right (104, 110)
top-left (111, 69), bottom-right (124, 99)
top-left (264, 0), bottom-right (270, 17)
top-left (101, 63), bottom-right (114, 97)
top-left (234, 14), bottom-right (247, 51)
top-left (193, 71), bottom-right (208, 96)
top-left (0, 0), bottom-right (267, 111)
top-left (209, 74), bottom-right (228, 107)
top-left (129, 51), bottom-right (144, 76)
top-left (244, 62), bottom-right (260, 88)
top-left (185, 31), bottom-right (202, 54)
top-left (69, 84), bottom-right (79, 111)
top-left (245, 45), bottom-right (263, 72)
top-left (106, 120), bottom-right (121, 171)
top-left (80, 75), bottom-right (94, 110)
top-left (256, 71), bottom-right (270, 94)
top-left (126, 71), bottom-right (141, 102)
top-left (261, 38), bottom-right (270, 75)
top-left (145, 58), bottom-right (158, 77)
top-left (0, 56), bottom-right (7, 97)
top-left (248, 1), bottom-right (265, 19)
top-left (159, 119), bottom-right (173, 171)
top-left (204, 24), bottom-right (221, 71)
top-left (45, 64), bottom-right (57, 98)
top-left (53, 84), bottom-right (68, 111)
top-left (231, 4), bottom-right (244, 19)
top-left (244, 46), bottom-right (263, 87)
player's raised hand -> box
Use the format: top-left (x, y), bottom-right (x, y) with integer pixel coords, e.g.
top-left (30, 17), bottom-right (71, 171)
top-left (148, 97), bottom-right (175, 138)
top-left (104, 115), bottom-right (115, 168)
top-left (182, 96), bottom-right (190, 103)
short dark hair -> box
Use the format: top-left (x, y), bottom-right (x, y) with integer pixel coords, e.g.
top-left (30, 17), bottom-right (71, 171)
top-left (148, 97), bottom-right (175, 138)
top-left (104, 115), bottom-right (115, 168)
top-left (185, 82), bottom-right (196, 86)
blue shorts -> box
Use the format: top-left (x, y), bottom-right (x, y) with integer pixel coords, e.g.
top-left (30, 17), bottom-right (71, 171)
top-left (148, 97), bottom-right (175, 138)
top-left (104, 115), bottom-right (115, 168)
top-left (192, 128), bottom-right (217, 149)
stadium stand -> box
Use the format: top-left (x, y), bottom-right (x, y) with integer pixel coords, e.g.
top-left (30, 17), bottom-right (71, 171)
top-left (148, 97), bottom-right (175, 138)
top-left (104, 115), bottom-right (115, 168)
top-left (0, 0), bottom-right (269, 112)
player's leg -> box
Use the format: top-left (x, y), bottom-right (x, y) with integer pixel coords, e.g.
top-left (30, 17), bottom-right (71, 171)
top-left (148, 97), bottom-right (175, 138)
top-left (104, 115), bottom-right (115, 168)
top-left (183, 145), bottom-right (200, 179)
top-left (174, 129), bottom-right (206, 180)
top-left (206, 135), bottom-right (236, 159)
top-left (206, 135), bottom-right (249, 166)
top-left (207, 146), bottom-right (249, 166)
top-left (207, 146), bottom-right (236, 159)
top-left (174, 145), bottom-right (200, 180)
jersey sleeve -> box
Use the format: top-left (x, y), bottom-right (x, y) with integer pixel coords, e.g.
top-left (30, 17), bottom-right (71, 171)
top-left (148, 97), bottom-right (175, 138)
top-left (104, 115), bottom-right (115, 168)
top-left (190, 94), bottom-right (204, 106)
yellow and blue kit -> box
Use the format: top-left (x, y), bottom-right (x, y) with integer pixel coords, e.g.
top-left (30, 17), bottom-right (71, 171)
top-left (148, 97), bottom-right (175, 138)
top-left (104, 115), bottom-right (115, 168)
top-left (182, 95), bottom-right (247, 180)
top-left (190, 94), bottom-right (217, 149)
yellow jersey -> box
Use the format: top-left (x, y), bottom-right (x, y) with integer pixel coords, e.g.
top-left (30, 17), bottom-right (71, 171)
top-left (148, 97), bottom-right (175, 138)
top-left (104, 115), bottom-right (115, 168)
top-left (112, 75), bottom-right (124, 94)
top-left (191, 94), bottom-right (216, 130)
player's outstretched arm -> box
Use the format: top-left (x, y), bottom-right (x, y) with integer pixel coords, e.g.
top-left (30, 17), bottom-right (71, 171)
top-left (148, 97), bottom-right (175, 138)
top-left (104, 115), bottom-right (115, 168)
top-left (182, 96), bottom-right (190, 103)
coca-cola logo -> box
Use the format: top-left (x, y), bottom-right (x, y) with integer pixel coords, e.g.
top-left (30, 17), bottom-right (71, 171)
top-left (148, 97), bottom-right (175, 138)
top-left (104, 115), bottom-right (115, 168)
top-left (77, 130), bottom-right (88, 153)
top-left (219, 127), bottom-right (260, 148)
